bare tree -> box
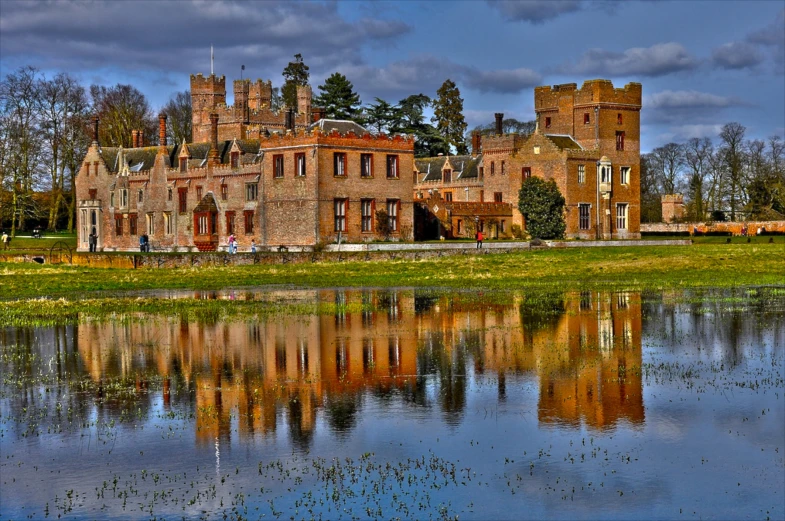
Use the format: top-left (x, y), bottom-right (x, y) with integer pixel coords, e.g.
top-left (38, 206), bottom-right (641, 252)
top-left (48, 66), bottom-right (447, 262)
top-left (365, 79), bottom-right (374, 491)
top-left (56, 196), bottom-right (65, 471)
top-left (90, 84), bottom-right (155, 147)
top-left (639, 153), bottom-right (662, 222)
top-left (0, 66), bottom-right (45, 235)
top-left (650, 142), bottom-right (685, 194)
top-left (162, 90), bottom-right (191, 145)
top-left (719, 122), bottom-right (746, 221)
top-left (683, 137), bottom-right (713, 220)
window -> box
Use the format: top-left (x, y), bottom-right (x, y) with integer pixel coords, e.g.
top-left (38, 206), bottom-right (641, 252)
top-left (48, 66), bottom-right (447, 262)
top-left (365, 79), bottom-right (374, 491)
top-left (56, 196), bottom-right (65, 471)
top-left (129, 214), bottom-right (138, 235)
top-left (361, 154), bottom-right (372, 178)
top-left (578, 164), bottom-right (585, 184)
top-left (221, 184), bottom-right (228, 200)
top-left (179, 157), bottom-right (187, 172)
top-left (616, 131), bottom-right (625, 151)
top-left (620, 166), bottom-right (630, 185)
top-left (584, 113), bottom-right (590, 125)
top-left (386, 155), bottom-right (399, 179)
top-left (178, 188), bottom-right (187, 214)
top-left (146, 212), bottom-right (155, 235)
top-left (334, 153), bottom-right (346, 177)
top-left (273, 154), bottom-right (284, 178)
top-left (617, 113), bottom-right (623, 125)
top-left (443, 170), bottom-right (452, 183)
top-left (445, 191), bottom-right (453, 202)
top-left (111, 192), bottom-right (115, 207)
top-left (295, 153), bottom-right (306, 177)
top-left (457, 219), bottom-right (462, 234)
top-left (196, 186), bottom-right (203, 200)
top-left (500, 220), bottom-right (506, 233)
top-left (115, 216), bottom-right (123, 235)
top-left (361, 199), bottom-right (374, 232)
top-left (480, 190), bottom-right (484, 202)
top-left (387, 200), bottom-right (399, 232)
top-left (120, 189), bottom-right (128, 208)
top-left (89, 188), bottom-right (97, 200)
top-left (545, 117), bottom-right (551, 128)
top-left (246, 183), bottom-right (258, 201)
top-left (231, 151), bottom-right (239, 168)
top-left (494, 192), bottom-right (503, 203)
top-left (226, 211), bottom-right (235, 234)
top-left (137, 190), bottom-right (143, 203)
top-left (244, 210), bottom-right (254, 234)
top-left (490, 162), bottom-right (495, 175)
top-left (522, 167), bottom-right (531, 180)
top-left (334, 199), bottom-right (347, 232)
top-left (197, 214), bottom-right (209, 235)
top-left (479, 167), bottom-right (484, 179)
top-left (601, 165), bottom-right (611, 184)
top-left (168, 188), bottom-right (173, 201)
top-left (501, 161), bottom-right (505, 175)
top-left (164, 212), bottom-right (172, 235)
top-left (579, 204), bottom-right (591, 230)
top-left (616, 203), bottom-right (628, 230)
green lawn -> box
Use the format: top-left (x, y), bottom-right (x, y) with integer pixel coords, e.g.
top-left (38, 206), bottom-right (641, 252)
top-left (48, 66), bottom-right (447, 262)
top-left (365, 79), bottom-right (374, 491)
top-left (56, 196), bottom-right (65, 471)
top-left (1, 233), bottom-right (77, 255)
top-left (1, 243), bottom-right (783, 299)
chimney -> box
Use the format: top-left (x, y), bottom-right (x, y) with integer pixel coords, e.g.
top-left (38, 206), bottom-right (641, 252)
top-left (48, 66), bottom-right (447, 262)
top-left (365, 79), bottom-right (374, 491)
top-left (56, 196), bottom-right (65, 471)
top-left (92, 115), bottom-right (100, 145)
top-left (138, 131), bottom-right (143, 148)
top-left (471, 131), bottom-right (482, 157)
top-left (131, 130), bottom-right (138, 148)
top-left (209, 113), bottom-right (220, 163)
top-left (285, 108), bottom-right (295, 133)
top-left (312, 107), bottom-right (325, 123)
top-left (494, 113), bottom-right (504, 135)
top-left (158, 114), bottom-right (167, 147)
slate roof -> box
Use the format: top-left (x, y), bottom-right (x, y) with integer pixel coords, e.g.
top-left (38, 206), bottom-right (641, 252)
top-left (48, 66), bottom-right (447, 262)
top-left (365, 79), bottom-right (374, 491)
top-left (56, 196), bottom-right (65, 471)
top-left (308, 118), bottom-right (368, 135)
top-left (99, 146), bottom-right (175, 173)
top-left (415, 155), bottom-right (483, 182)
top-left (543, 134), bottom-right (582, 151)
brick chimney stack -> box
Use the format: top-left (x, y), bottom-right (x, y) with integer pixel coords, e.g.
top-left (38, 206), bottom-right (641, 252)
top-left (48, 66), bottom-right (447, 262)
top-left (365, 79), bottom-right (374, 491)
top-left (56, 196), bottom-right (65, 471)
top-left (494, 113), bottom-right (504, 135)
top-left (471, 131), bottom-right (482, 157)
top-left (209, 113), bottom-right (220, 163)
top-left (92, 116), bottom-right (99, 145)
top-left (131, 130), bottom-right (138, 148)
top-left (158, 114), bottom-right (167, 147)
top-left (312, 107), bottom-right (325, 123)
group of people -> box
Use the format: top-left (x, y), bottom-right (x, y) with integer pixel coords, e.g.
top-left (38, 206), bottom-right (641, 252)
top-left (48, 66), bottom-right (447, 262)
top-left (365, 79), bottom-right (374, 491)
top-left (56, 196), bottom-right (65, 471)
top-left (226, 235), bottom-right (257, 254)
top-left (138, 234), bottom-right (150, 252)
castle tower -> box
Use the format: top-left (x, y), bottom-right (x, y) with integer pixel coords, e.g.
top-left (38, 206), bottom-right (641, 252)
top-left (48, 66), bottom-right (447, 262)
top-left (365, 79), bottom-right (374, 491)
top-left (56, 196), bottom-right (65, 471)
top-left (233, 79), bottom-right (249, 123)
top-left (249, 80), bottom-right (273, 111)
top-left (191, 74), bottom-right (226, 142)
top-left (296, 84), bottom-right (312, 119)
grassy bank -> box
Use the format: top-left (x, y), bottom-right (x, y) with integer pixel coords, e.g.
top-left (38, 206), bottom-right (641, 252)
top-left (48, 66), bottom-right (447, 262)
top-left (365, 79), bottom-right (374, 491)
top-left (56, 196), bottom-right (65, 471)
top-left (1, 243), bottom-right (783, 299)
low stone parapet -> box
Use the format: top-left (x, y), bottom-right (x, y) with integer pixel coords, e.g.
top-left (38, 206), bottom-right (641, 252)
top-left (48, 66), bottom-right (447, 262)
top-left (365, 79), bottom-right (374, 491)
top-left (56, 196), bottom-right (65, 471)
top-left (642, 221), bottom-right (785, 235)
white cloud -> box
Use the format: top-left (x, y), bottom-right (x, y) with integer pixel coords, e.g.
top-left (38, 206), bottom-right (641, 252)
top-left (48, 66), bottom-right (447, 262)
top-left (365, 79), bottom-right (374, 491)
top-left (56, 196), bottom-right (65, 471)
top-left (645, 90), bottom-right (745, 110)
top-left (711, 42), bottom-right (764, 70)
top-left (558, 42), bottom-right (699, 77)
top-left (487, 0), bottom-right (583, 23)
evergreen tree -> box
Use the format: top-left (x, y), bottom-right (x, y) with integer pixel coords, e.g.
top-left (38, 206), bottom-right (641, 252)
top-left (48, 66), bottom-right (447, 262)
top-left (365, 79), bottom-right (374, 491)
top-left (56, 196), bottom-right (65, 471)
top-left (363, 98), bottom-right (400, 134)
top-left (431, 79), bottom-right (468, 155)
top-left (518, 177), bottom-right (566, 240)
top-left (313, 72), bottom-right (361, 121)
top-left (396, 94), bottom-right (449, 157)
top-left (281, 53), bottom-right (309, 111)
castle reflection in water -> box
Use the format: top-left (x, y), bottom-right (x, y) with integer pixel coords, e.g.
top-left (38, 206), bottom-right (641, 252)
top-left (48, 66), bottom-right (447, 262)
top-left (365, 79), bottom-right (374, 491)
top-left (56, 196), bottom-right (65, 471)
top-left (75, 289), bottom-right (643, 445)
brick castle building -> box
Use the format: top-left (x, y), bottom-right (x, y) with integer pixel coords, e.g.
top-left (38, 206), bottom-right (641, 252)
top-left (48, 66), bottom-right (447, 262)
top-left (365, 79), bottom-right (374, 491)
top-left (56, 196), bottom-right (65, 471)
top-left (415, 79), bottom-right (642, 240)
top-left (76, 72), bottom-right (413, 252)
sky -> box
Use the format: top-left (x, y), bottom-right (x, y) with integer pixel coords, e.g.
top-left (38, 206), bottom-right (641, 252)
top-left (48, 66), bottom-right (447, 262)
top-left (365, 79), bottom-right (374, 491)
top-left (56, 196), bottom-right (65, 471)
top-left (1, 0), bottom-right (783, 152)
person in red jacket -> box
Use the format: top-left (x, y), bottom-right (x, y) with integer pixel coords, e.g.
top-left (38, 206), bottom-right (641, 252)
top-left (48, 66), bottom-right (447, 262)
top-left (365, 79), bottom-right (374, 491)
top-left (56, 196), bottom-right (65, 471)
top-left (476, 230), bottom-right (483, 249)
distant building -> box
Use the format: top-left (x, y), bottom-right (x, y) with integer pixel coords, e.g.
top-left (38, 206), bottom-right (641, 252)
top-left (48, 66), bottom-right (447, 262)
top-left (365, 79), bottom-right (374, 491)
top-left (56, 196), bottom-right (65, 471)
top-left (661, 194), bottom-right (686, 223)
top-left (416, 80), bottom-right (642, 240)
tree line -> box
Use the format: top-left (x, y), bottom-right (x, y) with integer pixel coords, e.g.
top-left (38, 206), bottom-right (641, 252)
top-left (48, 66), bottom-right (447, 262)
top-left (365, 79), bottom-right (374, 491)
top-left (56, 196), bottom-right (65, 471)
top-left (641, 124), bottom-right (784, 223)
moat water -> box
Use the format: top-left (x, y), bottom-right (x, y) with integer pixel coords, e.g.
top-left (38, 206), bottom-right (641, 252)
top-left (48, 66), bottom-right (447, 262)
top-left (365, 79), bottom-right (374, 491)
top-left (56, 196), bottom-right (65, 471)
top-left (1, 287), bottom-right (783, 520)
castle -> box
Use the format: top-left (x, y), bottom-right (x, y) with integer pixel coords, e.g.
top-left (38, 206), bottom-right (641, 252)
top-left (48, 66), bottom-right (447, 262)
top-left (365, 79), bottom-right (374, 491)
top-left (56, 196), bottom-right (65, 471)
top-left (415, 79), bottom-right (642, 240)
top-left (75, 73), bottom-right (640, 252)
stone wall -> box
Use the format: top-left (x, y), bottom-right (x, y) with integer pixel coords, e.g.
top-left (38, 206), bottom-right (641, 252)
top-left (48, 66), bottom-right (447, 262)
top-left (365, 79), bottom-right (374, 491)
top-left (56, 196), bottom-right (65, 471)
top-left (641, 221), bottom-right (785, 235)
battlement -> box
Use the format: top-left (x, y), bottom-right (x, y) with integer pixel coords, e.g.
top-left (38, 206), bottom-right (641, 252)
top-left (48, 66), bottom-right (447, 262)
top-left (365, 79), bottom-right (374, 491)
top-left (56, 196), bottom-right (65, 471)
top-left (535, 79), bottom-right (642, 110)
top-left (190, 73), bottom-right (226, 93)
top-left (258, 128), bottom-right (414, 149)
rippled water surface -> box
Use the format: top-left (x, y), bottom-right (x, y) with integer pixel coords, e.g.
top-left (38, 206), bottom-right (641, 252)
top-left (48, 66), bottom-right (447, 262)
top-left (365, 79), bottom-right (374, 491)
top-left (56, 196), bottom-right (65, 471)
top-left (1, 287), bottom-right (783, 520)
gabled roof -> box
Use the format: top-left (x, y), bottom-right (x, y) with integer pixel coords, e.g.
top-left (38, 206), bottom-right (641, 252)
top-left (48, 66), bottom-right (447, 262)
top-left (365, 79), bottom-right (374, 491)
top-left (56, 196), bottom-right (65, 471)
top-left (415, 155), bottom-right (483, 182)
top-left (308, 118), bottom-right (368, 135)
top-left (543, 134), bottom-right (582, 151)
top-left (99, 146), bottom-right (175, 173)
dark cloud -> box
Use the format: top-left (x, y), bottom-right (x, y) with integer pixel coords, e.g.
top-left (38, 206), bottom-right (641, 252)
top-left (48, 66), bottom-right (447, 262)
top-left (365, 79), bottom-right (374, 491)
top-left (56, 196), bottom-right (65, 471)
top-left (0, 0), bottom-right (411, 79)
top-left (645, 90), bottom-right (747, 110)
top-left (341, 55), bottom-right (541, 101)
top-left (643, 90), bottom-right (749, 126)
top-left (746, 9), bottom-right (785, 74)
top-left (557, 42), bottom-right (699, 77)
top-left (487, 0), bottom-right (583, 23)
top-left (711, 42), bottom-right (764, 70)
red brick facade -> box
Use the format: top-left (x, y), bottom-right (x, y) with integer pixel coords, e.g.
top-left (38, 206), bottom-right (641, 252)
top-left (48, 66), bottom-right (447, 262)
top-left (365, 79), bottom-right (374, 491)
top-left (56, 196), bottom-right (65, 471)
top-left (76, 121), bottom-right (413, 252)
top-left (415, 79), bottom-right (642, 239)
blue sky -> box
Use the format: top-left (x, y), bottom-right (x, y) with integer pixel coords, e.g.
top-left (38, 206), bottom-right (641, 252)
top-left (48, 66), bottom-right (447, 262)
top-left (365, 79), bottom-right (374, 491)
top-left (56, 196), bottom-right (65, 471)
top-left (1, 0), bottom-right (783, 151)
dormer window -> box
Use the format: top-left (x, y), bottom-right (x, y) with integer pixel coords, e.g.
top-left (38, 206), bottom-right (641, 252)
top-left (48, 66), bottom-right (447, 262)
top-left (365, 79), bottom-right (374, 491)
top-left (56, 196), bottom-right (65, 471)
top-left (231, 151), bottom-right (239, 168)
top-left (443, 169), bottom-right (452, 183)
top-left (179, 157), bottom-right (187, 172)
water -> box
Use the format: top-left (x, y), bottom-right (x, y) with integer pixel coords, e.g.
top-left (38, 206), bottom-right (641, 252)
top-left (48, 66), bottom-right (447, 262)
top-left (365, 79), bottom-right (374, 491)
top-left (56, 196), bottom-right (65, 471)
top-left (1, 287), bottom-right (783, 520)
